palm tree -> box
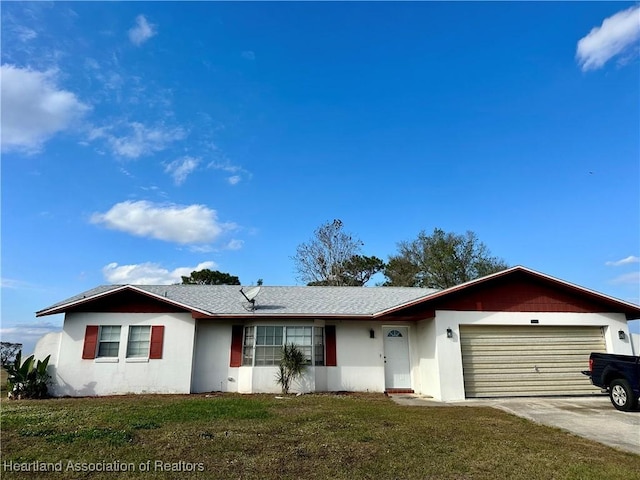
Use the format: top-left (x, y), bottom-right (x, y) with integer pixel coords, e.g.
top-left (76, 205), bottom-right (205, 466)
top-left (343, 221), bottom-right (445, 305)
top-left (275, 344), bottom-right (307, 394)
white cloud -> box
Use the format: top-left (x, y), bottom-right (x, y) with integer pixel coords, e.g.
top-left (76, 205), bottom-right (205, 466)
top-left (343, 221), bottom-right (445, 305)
top-left (89, 122), bottom-right (186, 159)
top-left (91, 200), bottom-right (235, 244)
top-left (165, 156), bottom-right (200, 185)
top-left (576, 5), bottom-right (640, 71)
top-left (610, 271), bottom-right (640, 285)
top-left (225, 239), bottom-right (244, 251)
top-left (208, 161), bottom-right (242, 174)
top-left (605, 255), bottom-right (640, 267)
top-left (1, 64), bottom-right (89, 154)
top-left (102, 261), bottom-right (216, 285)
top-left (14, 26), bottom-right (38, 42)
top-left (0, 321), bottom-right (62, 357)
top-left (1, 278), bottom-right (28, 289)
top-left (119, 166), bottom-right (134, 178)
top-left (208, 161), bottom-right (252, 185)
top-left (128, 15), bottom-right (156, 46)
top-left (84, 57), bottom-right (100, 70)
top-left (188, 245), bottom-right (215, 253)
top-left (241, 50), bottom-right (256, 61)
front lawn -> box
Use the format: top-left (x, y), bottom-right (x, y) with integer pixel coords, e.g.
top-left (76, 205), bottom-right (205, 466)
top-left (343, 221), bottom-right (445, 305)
top-left (1, 393), bottom-right (638, 479)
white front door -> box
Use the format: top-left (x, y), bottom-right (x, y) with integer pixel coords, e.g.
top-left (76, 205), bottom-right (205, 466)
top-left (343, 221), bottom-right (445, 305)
top-left (383, 327), bottom-right (411, 389)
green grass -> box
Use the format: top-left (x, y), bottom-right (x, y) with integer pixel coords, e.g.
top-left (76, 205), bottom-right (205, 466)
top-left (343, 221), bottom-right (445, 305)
top-left (1, 393), bottom-right (638, 479)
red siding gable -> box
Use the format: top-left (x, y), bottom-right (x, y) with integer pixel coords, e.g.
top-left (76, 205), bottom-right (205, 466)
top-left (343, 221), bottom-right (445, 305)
top-left (68, 289), bottom-right (187, 313)
top-left (436, 275), bottom-right (610, 313)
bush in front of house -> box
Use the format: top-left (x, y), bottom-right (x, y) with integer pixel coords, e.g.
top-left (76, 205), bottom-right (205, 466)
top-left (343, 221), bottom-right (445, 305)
top-left (275, 343), bottom-right (307, 395)
top-left (6, 353), bottom-right (51, 399)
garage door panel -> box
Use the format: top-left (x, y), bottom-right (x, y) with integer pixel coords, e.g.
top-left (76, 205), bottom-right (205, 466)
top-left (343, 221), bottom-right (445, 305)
top-left (464, 372), bottom-right (596, 382)
top-left (464, 365), bottom-right (592, 375)
top-left (463, 354), bottom-right (598, 364)
top-left (463, 346), bottom-right (601, 356)
top-left (467, 382), bottom-right (599, 392)
top-left (460, 326), bottom-right (602, 335)
top-left (465, 336), bottom-right (599, 345)
top-left (460, 325), bottom-right (606, 398)
top-left (467, 385), bottom-right (599, 397)
top-left (461, 342), bottom-right (603, 348)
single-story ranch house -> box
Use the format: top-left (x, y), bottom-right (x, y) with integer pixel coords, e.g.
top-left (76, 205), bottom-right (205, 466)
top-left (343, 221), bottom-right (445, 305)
top-left (34, 266), bottom-right (640, 401)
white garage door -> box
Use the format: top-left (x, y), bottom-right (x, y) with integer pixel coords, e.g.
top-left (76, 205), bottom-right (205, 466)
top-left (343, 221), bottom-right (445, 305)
top-left (460, 325), bottom-right (606, 398)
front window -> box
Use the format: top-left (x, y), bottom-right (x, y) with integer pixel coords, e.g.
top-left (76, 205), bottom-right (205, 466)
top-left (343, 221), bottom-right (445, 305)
top-left (283, 326), bottom-right (312, 364)
top-left (314, 327), bottom-right (325, 366)
top-left (243, 326), bottom-right (324, 366)
top-left (255, 326), bottom-right (285, 366)
top-left (126, 325), bottom-right (151, 358)
top-left (97, 325), bottom-right (121, 357)
top-left (243, 326), bottom-right (254, 365)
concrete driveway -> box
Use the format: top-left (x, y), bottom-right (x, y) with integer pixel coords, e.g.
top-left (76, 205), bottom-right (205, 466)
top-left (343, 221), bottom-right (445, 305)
top-left (391, 394), bottom-right (640, 455)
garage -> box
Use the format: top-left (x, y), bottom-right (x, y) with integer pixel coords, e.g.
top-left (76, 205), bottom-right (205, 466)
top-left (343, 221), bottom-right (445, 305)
top-left (460, 325), bottom-right (606, 398)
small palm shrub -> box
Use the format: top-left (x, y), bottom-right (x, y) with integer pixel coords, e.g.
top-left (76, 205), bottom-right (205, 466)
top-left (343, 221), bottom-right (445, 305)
top-left (275, 343), bottom-right (307, 394)
top-left (6, 353), bottom-right (51, 399)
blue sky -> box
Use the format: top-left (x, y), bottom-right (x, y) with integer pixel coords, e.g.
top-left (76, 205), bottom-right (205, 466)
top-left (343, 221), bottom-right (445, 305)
top-left (2, 2), bottom-right (639, 354)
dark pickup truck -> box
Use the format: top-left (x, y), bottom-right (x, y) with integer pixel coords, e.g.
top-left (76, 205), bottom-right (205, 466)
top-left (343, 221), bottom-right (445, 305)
top-left (583, 352), bottom-right (640, 411)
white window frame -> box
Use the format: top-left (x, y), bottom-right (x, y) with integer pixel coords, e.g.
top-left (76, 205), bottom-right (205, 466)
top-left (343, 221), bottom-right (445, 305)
top-left (97, 325), bottom-right (121, 358)
top-left (242, 325), bottom-right (325, 367)
top-left (126, 325), bottom-right (151, 358)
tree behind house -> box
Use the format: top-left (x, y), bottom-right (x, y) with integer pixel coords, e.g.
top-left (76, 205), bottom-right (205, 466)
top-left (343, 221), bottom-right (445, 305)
top-left (1, 342), bottom-right (22, 367)
top-left (181, 269), bottom-right (241, 285)
top-left (384, 228), bottom-right (508, 289)
top-left (293, 219), bottom-right (385, 286)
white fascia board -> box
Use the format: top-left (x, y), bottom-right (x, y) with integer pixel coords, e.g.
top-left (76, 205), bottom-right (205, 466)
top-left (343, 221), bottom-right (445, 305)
top-left (197, 313), bottom-right (374, 320)
top-left (36, 285), bottom-right (129, 316)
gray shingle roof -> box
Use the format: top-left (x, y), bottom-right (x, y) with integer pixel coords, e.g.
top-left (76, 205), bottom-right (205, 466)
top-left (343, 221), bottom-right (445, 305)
top-left (36, 266), bottom-right (640, 320)
top-left (37, 284), bottom-right (439, 317)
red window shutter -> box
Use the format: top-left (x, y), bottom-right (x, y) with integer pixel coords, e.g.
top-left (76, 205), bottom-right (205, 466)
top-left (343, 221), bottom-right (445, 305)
top-left (230, 325), bottom-right (244, 367)
top-left (149, 326), bottom-right (165, 359)
top-left (82, 325), bottom-right (99, 359)
top-left (325, 325), bottom-right (337, 367)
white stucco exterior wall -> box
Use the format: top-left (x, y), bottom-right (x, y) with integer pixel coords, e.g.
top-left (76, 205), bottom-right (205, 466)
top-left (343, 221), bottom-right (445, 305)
top-left (192, 320), bottom-right (326, 394)
top-left (242, 366), bottom-right (318, 394)
top-left (195, 321), bottom-right (390, 394)
top-left (50, 312), bottom-right (196, 396)
top-left (327, 321), bottom-right (385, 392)
top-left (37, 307), bottom-right (636, 398)
top-left (191, 321), bottom-right (239, 393)
top-left (33, 332), bottom-right (62, 367)
top-left (432, 310), bottom-right (633, 402)
top-left (227, 320), bottom-right (321, 394)
top-left (414, 318), bottom-right (441, 399)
